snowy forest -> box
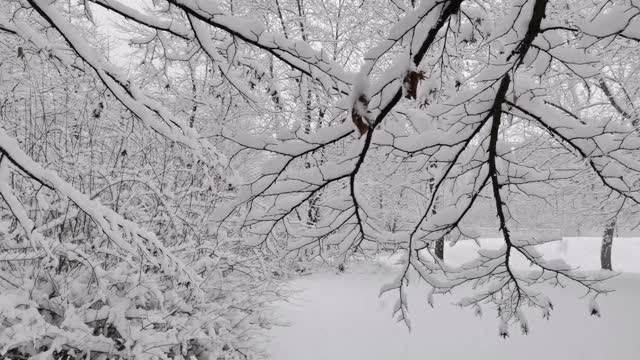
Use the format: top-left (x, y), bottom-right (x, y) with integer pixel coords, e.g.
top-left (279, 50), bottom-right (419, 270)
top-left (1, 0), bottom-right (640, 359)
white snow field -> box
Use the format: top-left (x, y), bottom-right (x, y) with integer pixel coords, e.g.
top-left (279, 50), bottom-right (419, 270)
top-left (267, 238), bottom-right (640, 360)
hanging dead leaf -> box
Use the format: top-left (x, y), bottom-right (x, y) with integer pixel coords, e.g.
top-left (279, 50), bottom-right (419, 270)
top-left (403, 70), bottom-right (426, 99)
top-left (352, 111), bottom-right (369, 136)
top-left (352, 94), bottom-right (370, 136)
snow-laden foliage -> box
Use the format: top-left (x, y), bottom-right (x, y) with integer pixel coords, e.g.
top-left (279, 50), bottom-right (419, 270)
top-left (0, 1), bottom-right (288, 359)
top-left (208, 0), bottom-right (640, 332)
top-left (1, 0), bottom-right (640, 353)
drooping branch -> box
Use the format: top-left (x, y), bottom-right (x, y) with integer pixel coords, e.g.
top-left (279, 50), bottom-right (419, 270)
top-left (26, 0), bottom-right (204, 150)
top-left (167, 0), bottom-right (353, 94)
top-left (0, 128), bottom-right (202, 285)
top-left (598, 77), bottom-right (638, 126)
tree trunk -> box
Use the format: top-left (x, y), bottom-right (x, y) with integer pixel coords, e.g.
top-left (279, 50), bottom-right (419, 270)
top-left (600, 219), bottom-right (615, 270)
top-left (428, 168), bottom-right (444, 261)
top-left (434, 237), bottom-right (444, 260)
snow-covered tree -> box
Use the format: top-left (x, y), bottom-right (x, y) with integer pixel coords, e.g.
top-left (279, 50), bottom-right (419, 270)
top-left (1, 1), bottom-right (640, 355)
top-left (208, 0), bottom-right (640, 333)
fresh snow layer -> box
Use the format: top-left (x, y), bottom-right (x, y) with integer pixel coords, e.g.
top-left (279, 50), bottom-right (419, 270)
top-left (267, 237), bottom-right (640, 360)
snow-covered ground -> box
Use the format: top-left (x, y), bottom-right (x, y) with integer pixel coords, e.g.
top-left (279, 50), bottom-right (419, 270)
top-left (266, 238), bottom-right (640, 360)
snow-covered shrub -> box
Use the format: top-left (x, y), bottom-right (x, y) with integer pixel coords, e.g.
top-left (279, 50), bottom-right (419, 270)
top-left (0, 242), bottom-right (284, 359)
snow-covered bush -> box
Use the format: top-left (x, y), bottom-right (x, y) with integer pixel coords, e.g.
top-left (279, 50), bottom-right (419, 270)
top-left (0, 3), bottom-right (285, 358)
